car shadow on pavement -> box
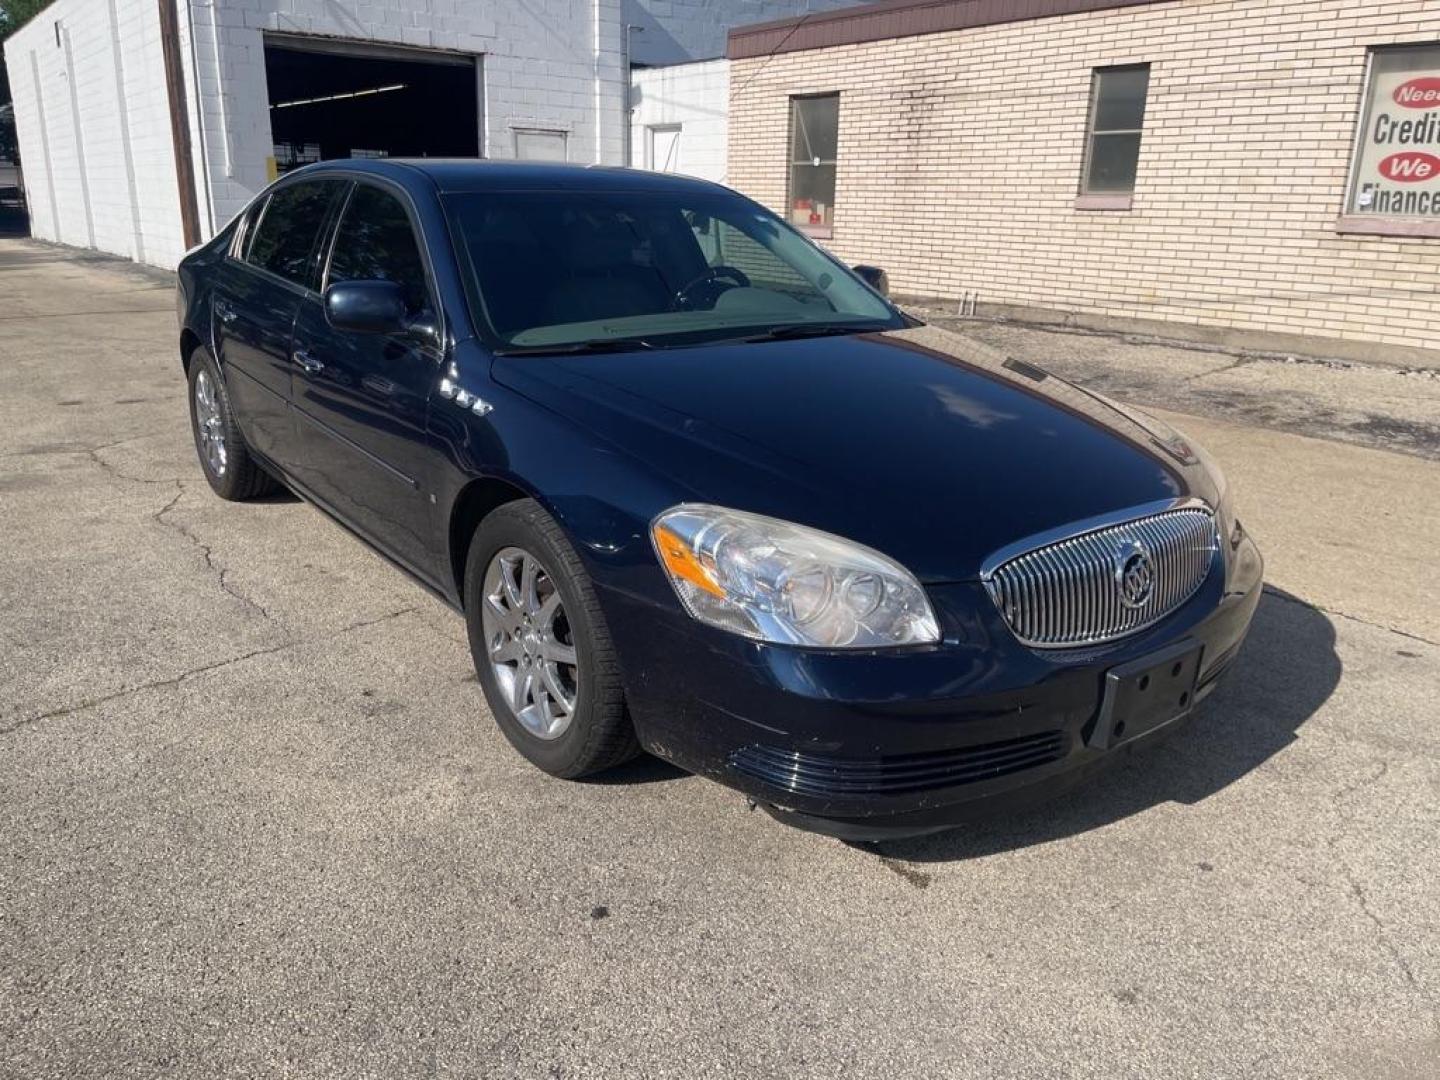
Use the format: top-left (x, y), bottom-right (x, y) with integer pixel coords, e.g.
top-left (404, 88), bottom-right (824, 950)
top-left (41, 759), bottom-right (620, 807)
top-left (877, 587), bottom-right (1340, 863)
top-left (249, 489), bottom-right (301, 505)
top-left (587, 753), bottom-right (690, 785)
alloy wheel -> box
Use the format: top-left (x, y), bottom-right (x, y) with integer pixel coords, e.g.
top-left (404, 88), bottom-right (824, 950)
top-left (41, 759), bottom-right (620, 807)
top-left (194, 369), bottom-right (227, 477)
top-left (481, 546), bottom-right (580, 740)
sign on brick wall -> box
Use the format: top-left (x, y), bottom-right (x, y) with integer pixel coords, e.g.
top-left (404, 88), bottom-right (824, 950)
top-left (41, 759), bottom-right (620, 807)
top-left (1350, 44), bottom-right (1440, 218)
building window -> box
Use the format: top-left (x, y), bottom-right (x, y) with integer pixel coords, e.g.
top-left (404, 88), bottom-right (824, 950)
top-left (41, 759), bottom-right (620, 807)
top-left (273, 141), bottom-right (321, 175)
top-left (513, 128), bottom-right (568, 162)
top-left (788, 94), bottom-right (838, 237)
top-left (1080, 65), bottom-right (1150, 204)
top-left (647, 124), bottom-right (682, 172)
top-left (1346, 44), bottom-right (1440, 229)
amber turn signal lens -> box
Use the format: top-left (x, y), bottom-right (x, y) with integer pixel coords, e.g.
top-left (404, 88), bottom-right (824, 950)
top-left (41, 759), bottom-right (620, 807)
top-left (652, 523), bottom-right (725, 597)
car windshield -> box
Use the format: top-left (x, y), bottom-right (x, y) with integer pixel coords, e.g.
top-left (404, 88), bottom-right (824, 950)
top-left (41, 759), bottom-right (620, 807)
top-left (443, 188), bottom-right (903, 350)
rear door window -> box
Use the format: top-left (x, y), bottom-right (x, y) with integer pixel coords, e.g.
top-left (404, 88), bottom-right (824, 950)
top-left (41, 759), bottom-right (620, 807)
top-left (245, 180), bottom-right (340, 287)
top-left (326, 184), bottom-right (430, 316)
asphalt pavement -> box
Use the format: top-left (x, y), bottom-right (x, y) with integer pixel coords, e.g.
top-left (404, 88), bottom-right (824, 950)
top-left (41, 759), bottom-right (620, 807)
top-left (2, 240), bottom-right (1437, 1078)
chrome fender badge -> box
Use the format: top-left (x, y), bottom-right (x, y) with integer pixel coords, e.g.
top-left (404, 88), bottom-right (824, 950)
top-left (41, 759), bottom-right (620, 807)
top-left (437, 377), bottom-right (493, 416)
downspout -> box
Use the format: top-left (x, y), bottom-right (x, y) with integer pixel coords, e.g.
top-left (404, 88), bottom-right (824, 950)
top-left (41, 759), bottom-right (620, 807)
top-left (27, 50), bottom-right (61, 241)
top-left (59, 25), bottom-right (96, 248)
top-left (208, 3), bottom-right (232, 179)
top-left (620, 22), bottom-right (630, 166)
top-left (182, 0), bottom-right (217, 235)
top-left (106, 0), bottom-right (146, 262)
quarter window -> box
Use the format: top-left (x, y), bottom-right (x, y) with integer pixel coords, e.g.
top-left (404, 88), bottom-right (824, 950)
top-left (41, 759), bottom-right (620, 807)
top-left (1081, 65), bottom-right (1151, 196)
top-left (327, 184), bottom-right (429, 316)
top-left (1348, 44), bottom-right (1440, 219)
top-left (245, 180), bottom-right (339, 286)
top-left (788, 94), bottom-right (839, 237)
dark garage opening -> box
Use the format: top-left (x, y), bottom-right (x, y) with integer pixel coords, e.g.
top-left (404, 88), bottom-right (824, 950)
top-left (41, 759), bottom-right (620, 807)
top-left (264, 39), bottom-right (479, 173)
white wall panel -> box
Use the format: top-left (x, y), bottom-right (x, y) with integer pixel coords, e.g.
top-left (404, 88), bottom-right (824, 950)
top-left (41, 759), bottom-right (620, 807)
top-left (4, 0), bottom-right (192, 268)
top-left (629, 58), bottom-right (727, 184)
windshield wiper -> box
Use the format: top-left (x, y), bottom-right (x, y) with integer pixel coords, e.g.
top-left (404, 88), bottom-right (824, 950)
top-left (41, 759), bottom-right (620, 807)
top-left (741, 322), bottom-right (895, 343)
top-left (494, 337), bottom-right (657, 357)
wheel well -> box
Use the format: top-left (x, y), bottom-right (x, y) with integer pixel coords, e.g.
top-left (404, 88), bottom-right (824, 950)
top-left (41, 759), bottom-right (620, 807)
top-left (180, 329), bottom-right (203, 373)
top-left (449, 477), bottom-right (530, 603)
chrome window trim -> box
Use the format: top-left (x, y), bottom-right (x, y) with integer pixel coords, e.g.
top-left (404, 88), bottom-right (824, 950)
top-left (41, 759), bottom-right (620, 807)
top-left (227, 175), bottom-right (347, 297)
top-left (227, 197), bottom-right (260, 260)
top-left (317, 173), bottom-right (446, 354)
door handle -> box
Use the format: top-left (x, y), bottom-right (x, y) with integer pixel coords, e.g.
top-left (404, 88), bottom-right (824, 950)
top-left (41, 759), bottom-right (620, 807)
top-left (294, 348), bottom-right (325, 375)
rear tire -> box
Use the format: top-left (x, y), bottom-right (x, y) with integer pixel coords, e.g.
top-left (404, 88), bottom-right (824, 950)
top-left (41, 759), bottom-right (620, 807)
top-left (187, 347), bottom-right (280, 501)
top-left (464, 499), bottom-right (639, 778)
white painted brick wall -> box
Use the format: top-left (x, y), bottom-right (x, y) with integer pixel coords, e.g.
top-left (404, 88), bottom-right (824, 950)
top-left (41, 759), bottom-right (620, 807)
top-left (6, 0), bottom-right (630, 267)
top-left (4, 0), bottom-right (191, 268)
top-left (187, 0), bottom-right (628, 233)
top-left (625, 0), bottom-right (866, 65)
top-left (5, 0), bottom-right (866, 270)
top-left (629, 58), bottom-right (727, 183)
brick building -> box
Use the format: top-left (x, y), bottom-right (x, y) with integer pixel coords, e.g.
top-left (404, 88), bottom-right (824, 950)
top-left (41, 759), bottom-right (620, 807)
top-left (727, 0), bottom-right (1440, 363)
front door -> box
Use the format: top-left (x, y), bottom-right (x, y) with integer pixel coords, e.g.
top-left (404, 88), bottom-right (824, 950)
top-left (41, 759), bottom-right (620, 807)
top-left (289, 180), bottom-right (442, 578)
top-left (213, 178), bottom-right (345, 468)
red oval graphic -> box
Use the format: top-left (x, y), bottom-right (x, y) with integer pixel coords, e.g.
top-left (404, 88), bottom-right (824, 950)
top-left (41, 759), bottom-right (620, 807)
top-left (1393, 77), bottom-right (1440, 109)
top-left (1378, 151), bottom-right (1440, 182)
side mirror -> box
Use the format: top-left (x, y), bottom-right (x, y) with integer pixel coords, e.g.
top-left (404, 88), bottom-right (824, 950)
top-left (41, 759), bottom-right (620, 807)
top-left (325, 280), bottom-right (408, 335)
top-left (852, 265), bottom-right (890, 297)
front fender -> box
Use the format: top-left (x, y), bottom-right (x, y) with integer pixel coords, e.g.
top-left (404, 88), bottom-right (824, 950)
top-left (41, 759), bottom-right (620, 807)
top-left (427, 353), bottom-right (697, 612)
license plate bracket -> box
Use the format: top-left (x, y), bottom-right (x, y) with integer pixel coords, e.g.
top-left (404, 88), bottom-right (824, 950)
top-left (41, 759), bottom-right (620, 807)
top-left (1090, 639), bottom-right (1205, 751)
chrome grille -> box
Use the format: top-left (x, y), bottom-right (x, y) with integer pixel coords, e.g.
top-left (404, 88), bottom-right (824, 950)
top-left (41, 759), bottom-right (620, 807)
top-left (983, 505), bottom-right (1219, 648)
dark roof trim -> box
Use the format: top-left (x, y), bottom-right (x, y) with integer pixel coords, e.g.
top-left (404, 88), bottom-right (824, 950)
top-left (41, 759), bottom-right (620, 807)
top-left (728, 0), bottom-right (1172, 60)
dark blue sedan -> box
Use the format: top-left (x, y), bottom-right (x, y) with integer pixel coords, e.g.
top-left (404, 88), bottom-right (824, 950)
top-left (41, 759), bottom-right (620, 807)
top-left (176, 159), bottom-right (1263, 839)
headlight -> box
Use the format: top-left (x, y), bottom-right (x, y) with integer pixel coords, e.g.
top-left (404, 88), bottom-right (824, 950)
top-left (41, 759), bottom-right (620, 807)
top-left (650, 504), bottom-right (940, 649)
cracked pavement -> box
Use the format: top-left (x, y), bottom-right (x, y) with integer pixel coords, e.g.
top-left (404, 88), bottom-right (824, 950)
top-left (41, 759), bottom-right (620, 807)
top-left (2, 239), bottom-right (1438, 1078)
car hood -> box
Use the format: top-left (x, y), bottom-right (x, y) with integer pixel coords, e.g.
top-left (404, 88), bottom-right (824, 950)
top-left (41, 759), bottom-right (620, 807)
top-left (493, 323), bottom-right (1215, 583)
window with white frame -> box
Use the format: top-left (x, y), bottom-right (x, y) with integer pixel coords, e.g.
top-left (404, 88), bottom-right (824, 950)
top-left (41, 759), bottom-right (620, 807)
top-left (514, 128), bottom-right (568, 162)
top-left (647, 125), bottom-right (682, 172)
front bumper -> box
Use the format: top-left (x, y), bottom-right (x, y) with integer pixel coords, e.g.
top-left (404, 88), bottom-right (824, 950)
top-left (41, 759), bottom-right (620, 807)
top-left (603, 531), bottom-right (1263, 840)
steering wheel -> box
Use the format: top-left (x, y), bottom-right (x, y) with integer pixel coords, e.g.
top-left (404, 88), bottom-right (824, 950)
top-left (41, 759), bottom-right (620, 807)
top-left (671, 265), bottom-right (751, 310)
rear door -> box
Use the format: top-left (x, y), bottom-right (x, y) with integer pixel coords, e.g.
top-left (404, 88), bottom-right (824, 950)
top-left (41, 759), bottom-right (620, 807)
top-left (212, 178), bottom-right (345, 468)
top-left (289, 180), bottom-right (444, 578)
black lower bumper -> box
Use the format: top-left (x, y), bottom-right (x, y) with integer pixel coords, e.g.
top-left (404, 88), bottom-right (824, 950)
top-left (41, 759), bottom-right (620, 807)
top-left (760, 649), bottom-right (1237, 840)
top-left (606, 534), bottom-right (1264, 840)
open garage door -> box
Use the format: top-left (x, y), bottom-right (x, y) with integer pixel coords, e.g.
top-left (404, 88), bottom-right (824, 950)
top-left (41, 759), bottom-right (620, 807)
top-left (264, 36), bottom-right (480, 174)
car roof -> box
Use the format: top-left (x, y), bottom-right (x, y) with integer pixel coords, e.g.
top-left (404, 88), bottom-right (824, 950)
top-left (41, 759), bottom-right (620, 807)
top-left (297, 157), bottom-right (734, 196)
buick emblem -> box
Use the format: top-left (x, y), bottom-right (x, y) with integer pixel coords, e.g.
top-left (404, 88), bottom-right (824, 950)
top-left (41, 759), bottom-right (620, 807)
top-left (1115, 541), bottom-right (1155, 609)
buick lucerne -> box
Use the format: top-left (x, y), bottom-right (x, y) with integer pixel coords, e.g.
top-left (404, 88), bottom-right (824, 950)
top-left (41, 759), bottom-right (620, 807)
top-left (176, 160), bottom-right (1263, 839)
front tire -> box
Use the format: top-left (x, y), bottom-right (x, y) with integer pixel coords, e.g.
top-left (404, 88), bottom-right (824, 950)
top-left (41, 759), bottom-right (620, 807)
top-left (464, 499), bottom-right (638, 779)
top-left (187, 348), bottom-right (279, 501)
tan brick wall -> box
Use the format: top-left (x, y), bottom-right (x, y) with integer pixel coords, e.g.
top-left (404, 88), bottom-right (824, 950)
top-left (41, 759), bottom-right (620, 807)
top-left (727, 0), bottom-right (1440, 353)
